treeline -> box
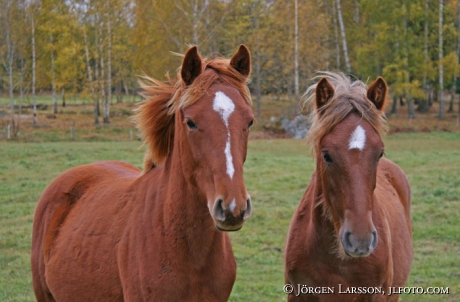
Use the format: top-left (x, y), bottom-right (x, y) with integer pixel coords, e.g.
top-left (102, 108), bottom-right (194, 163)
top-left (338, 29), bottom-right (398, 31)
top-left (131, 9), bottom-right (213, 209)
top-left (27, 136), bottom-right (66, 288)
top-left (1, 0), bottom-right (459, 134)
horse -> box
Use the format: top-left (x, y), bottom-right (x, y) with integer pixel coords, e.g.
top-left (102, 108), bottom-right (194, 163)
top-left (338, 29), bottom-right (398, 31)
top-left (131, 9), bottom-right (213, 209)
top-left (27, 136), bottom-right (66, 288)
top-left (31, 45), bottom-right (254, 302)
top-left (284, 72), bottom-right (413, 301)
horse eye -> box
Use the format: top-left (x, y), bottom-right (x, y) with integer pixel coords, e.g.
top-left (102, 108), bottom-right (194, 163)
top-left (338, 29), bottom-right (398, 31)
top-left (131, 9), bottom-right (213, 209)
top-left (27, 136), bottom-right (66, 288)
top-left (322, 152), bottom-right (333, 164)
top-left (186, 119), bottom-right (198, 130)
top-left (378, 151), bottom-right (385, 160)
top-left (248, 120), bottom-right (254, 128)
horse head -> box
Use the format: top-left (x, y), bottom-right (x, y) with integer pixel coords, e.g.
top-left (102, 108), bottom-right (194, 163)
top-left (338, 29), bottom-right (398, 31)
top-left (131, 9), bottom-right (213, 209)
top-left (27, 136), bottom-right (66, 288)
top-left (177, 45), bottom-right (253, 231)
top-left (312, 75), bottom-right (388, 257)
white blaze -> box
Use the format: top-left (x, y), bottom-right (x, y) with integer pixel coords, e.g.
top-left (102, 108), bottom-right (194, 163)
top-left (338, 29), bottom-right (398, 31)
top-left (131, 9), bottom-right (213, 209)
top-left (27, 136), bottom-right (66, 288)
top-left (213, 91), bottom-right (235, 179)
top-left (229, 199), bottom-right (236, 212)
top-left (348, 125), bottom-right (366, 150)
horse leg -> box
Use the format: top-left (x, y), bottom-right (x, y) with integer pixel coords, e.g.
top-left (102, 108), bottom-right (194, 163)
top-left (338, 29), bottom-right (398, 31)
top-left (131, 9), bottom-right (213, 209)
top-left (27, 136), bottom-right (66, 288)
top-left (32, 273), bottom-right (56, 302)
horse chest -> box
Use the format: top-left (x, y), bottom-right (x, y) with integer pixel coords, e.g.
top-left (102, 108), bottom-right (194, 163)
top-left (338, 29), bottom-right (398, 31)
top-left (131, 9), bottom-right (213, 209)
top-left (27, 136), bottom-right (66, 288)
top-left (148, 268), bottom-right (234, 301)
top-left (118, 228), bottom-right (236, 301)
top-left (287, 224), bottom-right (388, 289)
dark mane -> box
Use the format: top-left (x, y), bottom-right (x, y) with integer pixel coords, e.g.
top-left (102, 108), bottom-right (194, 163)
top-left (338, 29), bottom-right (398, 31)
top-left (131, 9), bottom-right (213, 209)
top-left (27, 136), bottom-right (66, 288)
top-left (135, 55), bottom-right (251, 172)
top-left (302, 71), bottom-right (388, 155)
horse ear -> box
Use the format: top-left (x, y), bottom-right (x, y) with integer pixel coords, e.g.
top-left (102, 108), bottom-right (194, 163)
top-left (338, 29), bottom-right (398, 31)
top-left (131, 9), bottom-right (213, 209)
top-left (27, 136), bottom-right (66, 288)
top-left (181, 46), bottom-right (202, 86)
top-left (315, 78), bottom-right (334, 112)
top-left (367, 76), bottom-right (387, 111)
top-left (230, 44), bottom-right (251, 77)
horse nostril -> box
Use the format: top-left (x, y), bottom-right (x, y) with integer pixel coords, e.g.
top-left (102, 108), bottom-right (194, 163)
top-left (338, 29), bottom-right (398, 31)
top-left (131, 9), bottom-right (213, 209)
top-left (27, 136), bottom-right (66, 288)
top-left (212, 198), bottom-right (225, 221)
top-left (243, 197), bottom-right (252, 220)
top-left (371, 229), bottom-right (378, 249)
top-left (344, 231), bottom-right (352, 249)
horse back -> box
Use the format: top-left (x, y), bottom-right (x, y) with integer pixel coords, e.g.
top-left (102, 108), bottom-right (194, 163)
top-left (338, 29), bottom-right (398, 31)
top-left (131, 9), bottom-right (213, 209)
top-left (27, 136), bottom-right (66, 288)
top-left (31, 161), bottom-right (140, 301)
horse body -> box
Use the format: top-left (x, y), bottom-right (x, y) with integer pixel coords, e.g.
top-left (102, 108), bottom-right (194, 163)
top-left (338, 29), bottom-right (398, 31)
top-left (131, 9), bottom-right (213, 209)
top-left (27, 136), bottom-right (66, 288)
top-left (285, 73), bottom-right (412, 301)
top-left (286, 157), bottom-right (412, 301)
top-left (32, 46), bottom-right (253, 301)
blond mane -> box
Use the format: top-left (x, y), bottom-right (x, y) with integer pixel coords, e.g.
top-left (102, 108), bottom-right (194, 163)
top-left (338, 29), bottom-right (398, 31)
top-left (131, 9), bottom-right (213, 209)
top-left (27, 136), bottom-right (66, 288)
top-left (302, 72), bottom-right (388, 155)
top-left (135, 55), bottom-right (251, 172)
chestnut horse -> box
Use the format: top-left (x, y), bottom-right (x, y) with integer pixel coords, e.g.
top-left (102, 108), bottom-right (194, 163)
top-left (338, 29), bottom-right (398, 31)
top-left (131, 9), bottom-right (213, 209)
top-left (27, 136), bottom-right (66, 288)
top-left (284, 72), bottom-right (412, 301)
top-left (31, 45), bottom-right (254, 302)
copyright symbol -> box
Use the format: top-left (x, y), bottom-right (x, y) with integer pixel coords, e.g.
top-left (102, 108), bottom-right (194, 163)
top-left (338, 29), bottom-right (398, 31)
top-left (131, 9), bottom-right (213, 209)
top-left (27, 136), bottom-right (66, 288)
top-left (283, 284), bottom-right (294, 294)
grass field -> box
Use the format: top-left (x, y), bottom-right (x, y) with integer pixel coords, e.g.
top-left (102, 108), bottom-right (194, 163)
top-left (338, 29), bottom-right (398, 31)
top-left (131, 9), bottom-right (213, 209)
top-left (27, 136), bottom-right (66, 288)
top-left (1, 132), bottom-right (459, 301)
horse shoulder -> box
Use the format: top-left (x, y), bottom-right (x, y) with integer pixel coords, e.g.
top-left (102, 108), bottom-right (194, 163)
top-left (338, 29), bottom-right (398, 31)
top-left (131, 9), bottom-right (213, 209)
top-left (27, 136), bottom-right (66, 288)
top-left (34, 161), bottom-right (141, 263)
top-left (376, 158), bottom-right (413, 287)
top-left (32, 161), bottom-right (143, 300)
top-left (285, 174), bottom-right (318, 282)
top-left (377, 158), bottom-right (411, 222)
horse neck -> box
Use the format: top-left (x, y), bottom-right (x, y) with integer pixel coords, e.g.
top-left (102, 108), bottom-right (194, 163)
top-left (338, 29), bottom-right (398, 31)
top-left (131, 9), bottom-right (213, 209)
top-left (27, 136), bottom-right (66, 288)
top-left (139, 136), bottom-right (229, 264)
top-left (310, 160), bottom-right (339, 240)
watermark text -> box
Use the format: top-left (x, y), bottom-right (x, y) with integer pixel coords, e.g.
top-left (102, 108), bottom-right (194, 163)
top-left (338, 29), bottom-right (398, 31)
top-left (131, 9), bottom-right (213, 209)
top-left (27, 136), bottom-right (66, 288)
top-left (283, 284), bottom-right (450, 296)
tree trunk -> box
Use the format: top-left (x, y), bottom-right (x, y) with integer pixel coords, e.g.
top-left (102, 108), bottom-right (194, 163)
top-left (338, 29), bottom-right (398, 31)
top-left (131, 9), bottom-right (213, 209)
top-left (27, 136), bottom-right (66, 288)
top-left (32, 14), bottom-right (37, 125)
top-left (353, 0), bottom-right (359, 24)
top-left (253, 9), bottom-right (262, 119)
top-left (407, 96), bottom-right (415, 119)
top-left (116, 83), bottom-right (122, 103)
top-left (439, 0), bottom-right (445, 119)
top-left (95, 54), bottom-right (101, 120)
top-left (417, 98), bottom-right (429, 113)
top-left (17, 58), bottom-right (26, 137)
top-left (418, 85), bottom-right (430, 113)
top-left (5, 4), bottom-right (17, 137)
top-left (403, 0), bottom-right (414, 119)
top-left (457, 0), bottom-right (460, 114)
top-left (391, 96), bottom-right (398, 115)
top-left (336, 0), bottom-right (351, 73)
top-left (423, 0), bottom-right (429, 99)
top-left (256, 63), bottom-right (262, 120)
top-left (294, 0), bottom-right (299, 102)
top-left (331, 0), bottom-right (341, 69)
top-left (122, 77), bottom-right (129, 98)
top-left (50, 34), bottom-right (57, 114)
top-left (62, 87), bottom-right (66, 107)
top-left (83, 26), bottom-right (99, 125)
top-left (287, 78), bottom-right (293, 118)
top-left (105, 19), bottom-right (112, 124)
top-left (8, 41), bottom-right (16, 137)
top-left (192, 0), bottom-right (199, 45)
top-left (448, 87), bottom-right (455, 112)
top-left (428, 87), bottom-right (433, 107)
top-left (98, 23), bottom-right (108, 124)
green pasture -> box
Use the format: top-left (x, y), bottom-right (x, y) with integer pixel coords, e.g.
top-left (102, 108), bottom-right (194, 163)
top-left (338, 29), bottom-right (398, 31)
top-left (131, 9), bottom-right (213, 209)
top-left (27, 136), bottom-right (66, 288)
top-left (1, 133), bottom-right (459, 301)
top-left (0, 95), bottom-right (139, 107)
top-left (0, 95), bottom-right (88, 108)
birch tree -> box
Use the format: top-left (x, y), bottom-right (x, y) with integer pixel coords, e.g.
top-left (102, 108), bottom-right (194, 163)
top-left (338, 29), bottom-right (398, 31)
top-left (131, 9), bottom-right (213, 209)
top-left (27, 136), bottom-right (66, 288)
top-left (105, 18), bottom-right (112, 124)
top-left (458, 0), bottom-right (460, 114)
top-left (448, 0), bottom-right (460, 113)
top-left (421, 0), bottom-right (430, 113)
top-left (0, 0), bottom-right (31, 137)
top-left (83, 25), bottom-right (99, 125)
top-left (294, 0), bottom-right (299, 103)
top-left (331, 0), bottom-right (341, 69)
top-left (30, 3), bottom-right (38, 125)
top-left (2, 0), bottom-right (19, 137)
top-left (50, 33), bottom-right (57, 114)
top-left (439, 0), bottom-right (445, 119)
top-left (336, 0), bottom-right (351, 73)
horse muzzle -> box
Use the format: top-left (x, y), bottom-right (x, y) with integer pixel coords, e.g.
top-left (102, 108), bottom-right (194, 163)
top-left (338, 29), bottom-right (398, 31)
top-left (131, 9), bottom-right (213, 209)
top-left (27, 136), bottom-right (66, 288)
top-left (211, 196), bottom-right (252, 232)
top-left (340, 228), bottom-right (378, 257)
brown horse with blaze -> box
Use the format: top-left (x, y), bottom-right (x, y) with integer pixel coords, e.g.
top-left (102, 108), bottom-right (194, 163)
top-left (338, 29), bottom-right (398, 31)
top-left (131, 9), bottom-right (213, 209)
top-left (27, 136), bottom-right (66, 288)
top-left (31, 45), bottom-right (254, 301)
top-left (284, 72), bottom-right (412, 301)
